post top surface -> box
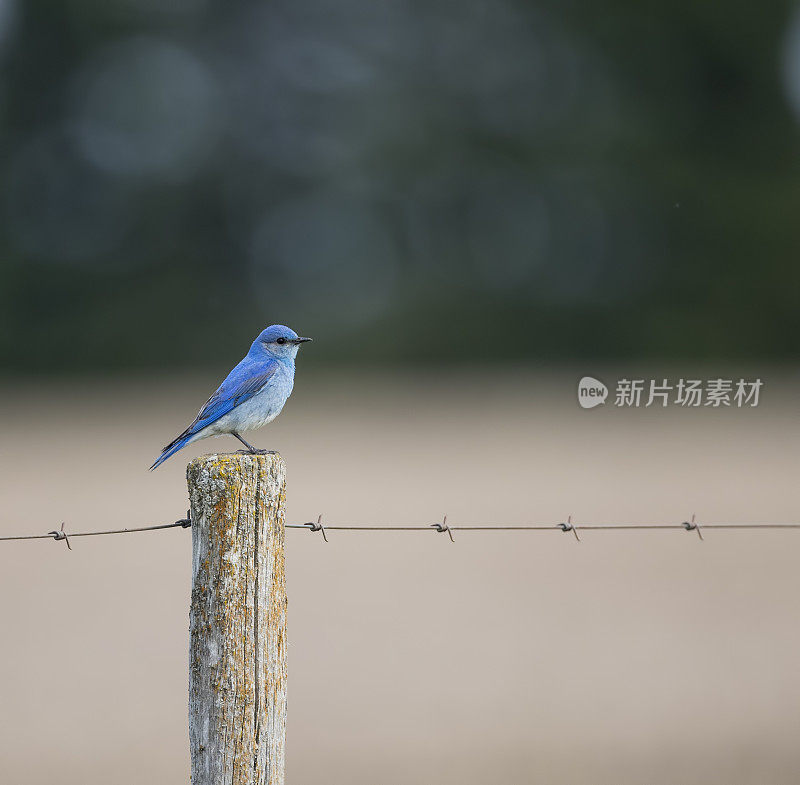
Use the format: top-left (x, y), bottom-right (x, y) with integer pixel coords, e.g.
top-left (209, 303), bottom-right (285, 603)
top-left (187, 452), bottom-right (285, 474)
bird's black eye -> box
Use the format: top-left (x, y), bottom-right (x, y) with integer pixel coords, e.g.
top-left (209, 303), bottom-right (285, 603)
top-left (276, 337), bottom-right (287, 345)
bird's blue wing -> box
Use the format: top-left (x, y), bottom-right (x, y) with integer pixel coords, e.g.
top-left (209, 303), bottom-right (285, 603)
top-left (185, 358), bottom-right (279, 437)
top-left (149, 358), bottom-right (279, 470)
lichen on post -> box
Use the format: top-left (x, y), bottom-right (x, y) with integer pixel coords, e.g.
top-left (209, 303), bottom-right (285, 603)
top-left (187, 453), bottom-right (287, 785)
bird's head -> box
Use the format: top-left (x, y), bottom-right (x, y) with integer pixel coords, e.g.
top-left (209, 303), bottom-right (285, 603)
top-left (252, 325), bottom-right (312, 360)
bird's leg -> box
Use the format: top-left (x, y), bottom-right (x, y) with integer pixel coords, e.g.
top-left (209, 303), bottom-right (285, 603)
top-left (231, 431), bottom-right (275, 455)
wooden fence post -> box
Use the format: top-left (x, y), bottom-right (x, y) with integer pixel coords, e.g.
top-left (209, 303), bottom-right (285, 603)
top-left (187, 454), bottom-right (287, 785)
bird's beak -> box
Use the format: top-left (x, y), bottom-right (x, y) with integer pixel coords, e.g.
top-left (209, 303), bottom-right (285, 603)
top-left (292, 337), bottom-right (312, 344)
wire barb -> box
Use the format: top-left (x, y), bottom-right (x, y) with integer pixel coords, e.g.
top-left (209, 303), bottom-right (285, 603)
top-left (48, 521), bottom-right (72, 550)
top-left (304, 514), bottom-right (328, 542)
top-left (430, 515), bottom-right (455, 542)
top-left (558, 515), bottom-right (580, 541)
top-left (682, 513), bottom-right (703, 541)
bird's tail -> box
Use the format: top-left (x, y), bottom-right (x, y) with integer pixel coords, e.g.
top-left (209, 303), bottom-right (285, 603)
top-left (149, 432), bottom-right (193, 471)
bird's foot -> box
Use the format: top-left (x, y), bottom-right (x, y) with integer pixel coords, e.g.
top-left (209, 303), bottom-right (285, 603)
top-left (235, 448), bottom-right (276, 455)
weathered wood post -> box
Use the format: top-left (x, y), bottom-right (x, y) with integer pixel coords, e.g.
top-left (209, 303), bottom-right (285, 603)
top-left (187, 454), bottom-right (287, 785)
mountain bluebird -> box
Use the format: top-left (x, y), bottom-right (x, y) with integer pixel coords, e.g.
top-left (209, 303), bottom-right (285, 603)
top-left (150, 325), bottom-right (311, 470)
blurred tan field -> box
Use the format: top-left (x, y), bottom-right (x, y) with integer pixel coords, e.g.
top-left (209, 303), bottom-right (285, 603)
top-left (1, 368), bottom-right (799, 785)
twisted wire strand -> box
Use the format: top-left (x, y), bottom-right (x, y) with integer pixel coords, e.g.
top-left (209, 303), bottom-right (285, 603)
top-left (2, 518), bottom-right (800, 547)
top-left (0, 519), bottom-right (190, 543)
top-left (287, 523), bottom-right (800, 531)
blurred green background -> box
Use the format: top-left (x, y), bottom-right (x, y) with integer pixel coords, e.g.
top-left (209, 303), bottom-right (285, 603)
top-left (1, 0), bottom-right (799, 371)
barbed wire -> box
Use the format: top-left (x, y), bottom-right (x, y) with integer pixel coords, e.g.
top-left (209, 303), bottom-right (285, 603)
top-left (2, 512), bottom-right (800, 549)
top-left (0, 516), bottom-right (192, 550)
top-left (286, 514), bottom-right (800, 543)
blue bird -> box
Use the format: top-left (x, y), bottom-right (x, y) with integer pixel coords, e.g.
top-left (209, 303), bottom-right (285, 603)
top-left (150, 325), bottom-right (311, 470)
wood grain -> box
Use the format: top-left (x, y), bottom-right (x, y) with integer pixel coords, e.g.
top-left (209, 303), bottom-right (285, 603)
top-left (187, 454), bottom-right (287, 785)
